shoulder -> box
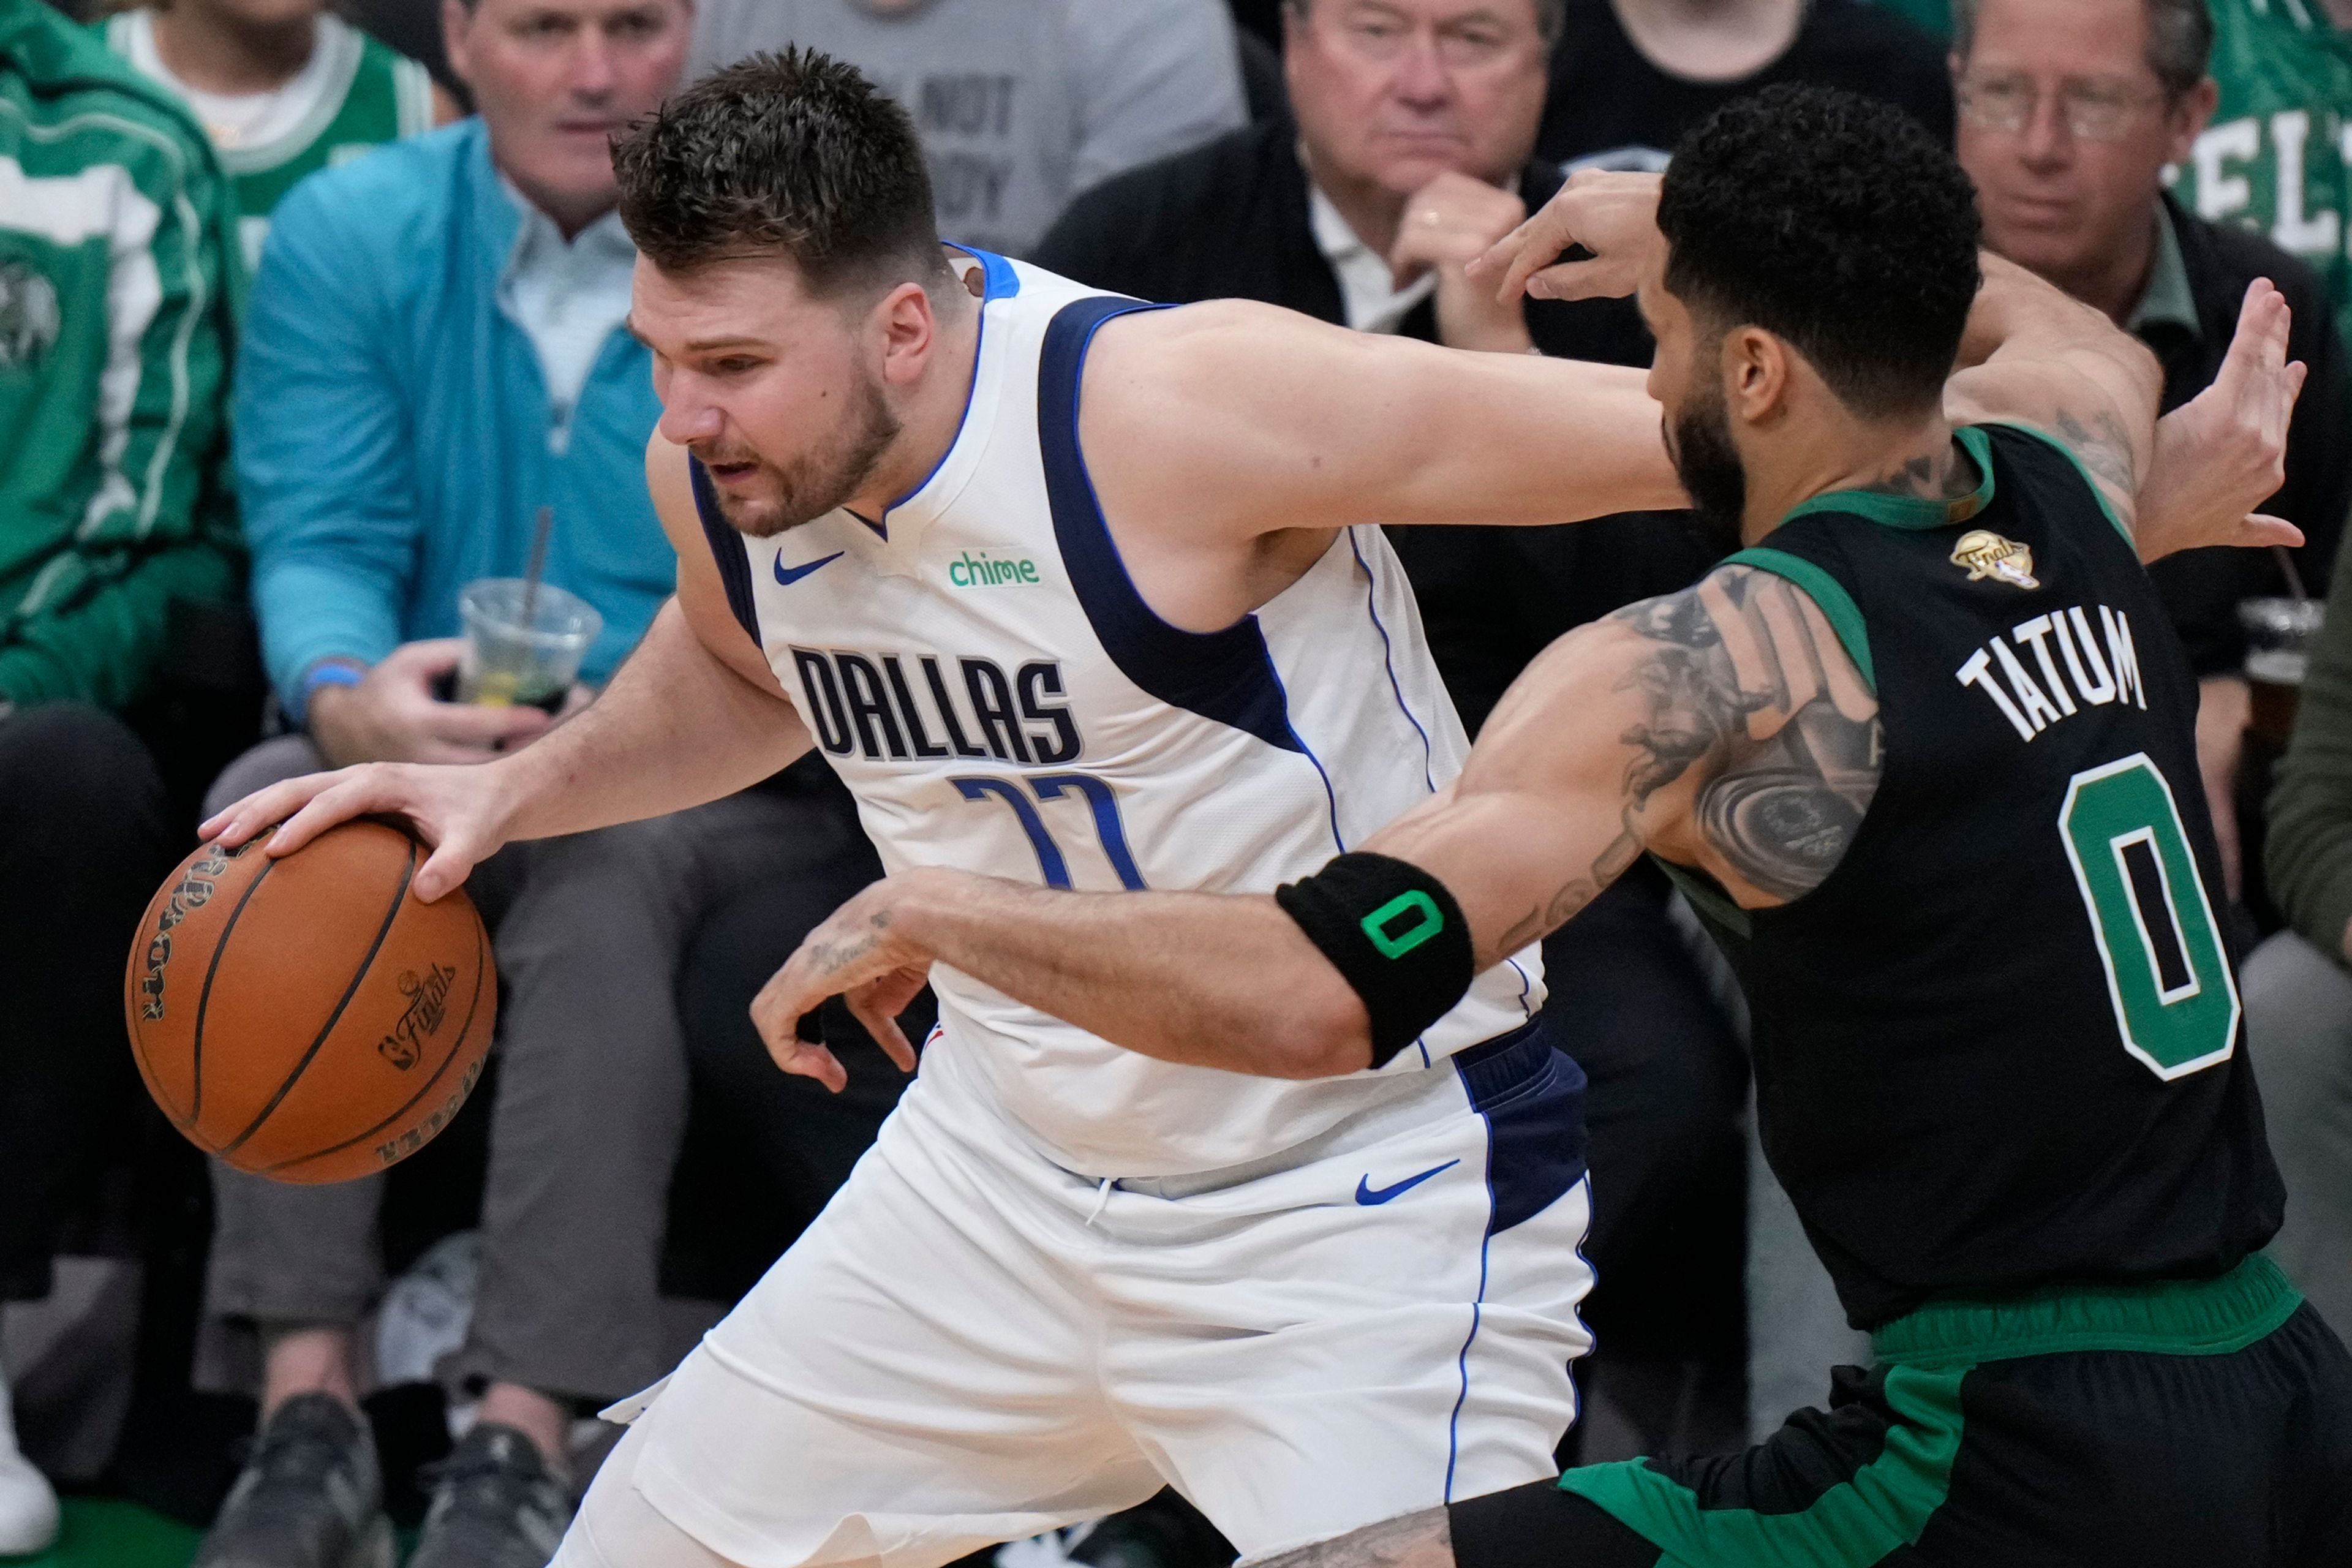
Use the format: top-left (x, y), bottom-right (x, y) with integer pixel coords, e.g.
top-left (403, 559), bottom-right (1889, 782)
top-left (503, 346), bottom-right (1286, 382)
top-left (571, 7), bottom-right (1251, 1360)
top-left (269, 118), bottom-right (474, 247)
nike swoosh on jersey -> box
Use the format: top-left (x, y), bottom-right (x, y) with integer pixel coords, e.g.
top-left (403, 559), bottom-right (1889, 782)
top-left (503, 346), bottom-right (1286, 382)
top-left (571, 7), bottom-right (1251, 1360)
top-left (774, 549), bottom-right (846, 586)
top-left (1355, 1159), bottom-right (1460, 1205)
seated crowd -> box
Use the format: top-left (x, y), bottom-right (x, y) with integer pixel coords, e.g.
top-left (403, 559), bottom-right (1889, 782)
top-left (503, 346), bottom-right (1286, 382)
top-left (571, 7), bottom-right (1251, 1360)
top-left (1, 0), bottom-right (2348, 1564)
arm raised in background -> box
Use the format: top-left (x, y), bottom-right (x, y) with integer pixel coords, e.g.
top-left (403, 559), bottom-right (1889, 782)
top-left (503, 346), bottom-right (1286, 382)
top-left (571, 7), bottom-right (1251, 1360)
top-left (752, 565), bottom-right (1877, 1082)
top-left (1474, 170), bottom-right (2305, 564)
top-left (202, 435), bottom-right (815, 905)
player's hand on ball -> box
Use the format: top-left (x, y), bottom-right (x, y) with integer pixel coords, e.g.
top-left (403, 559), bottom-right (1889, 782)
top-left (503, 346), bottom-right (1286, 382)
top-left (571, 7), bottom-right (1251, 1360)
top-left (199, 760), bottom-right (515, 903)
top-left (2136, 279), bottom-right (2307, 564)
top-left (754, 875), bottom-right (934, 1091)
top-left (1468, 168), bottom-right (1663, 306)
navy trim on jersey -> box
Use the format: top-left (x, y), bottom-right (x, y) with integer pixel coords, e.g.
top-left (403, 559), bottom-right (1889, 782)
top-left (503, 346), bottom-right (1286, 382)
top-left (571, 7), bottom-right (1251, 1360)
top-left (688, 458), bottom-right (762, 648)
top-left (1038, 295), bottom-right (1308, 756)
top-left (882, 246), bottom-right (1022, 530)
top-left (1347, 527), bottom-right (1438, 794)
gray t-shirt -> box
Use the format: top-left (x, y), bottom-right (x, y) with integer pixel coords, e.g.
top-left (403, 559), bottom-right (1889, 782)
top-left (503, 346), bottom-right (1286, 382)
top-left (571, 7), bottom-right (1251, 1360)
top-left (690, 0), bottom-right (1248, 256)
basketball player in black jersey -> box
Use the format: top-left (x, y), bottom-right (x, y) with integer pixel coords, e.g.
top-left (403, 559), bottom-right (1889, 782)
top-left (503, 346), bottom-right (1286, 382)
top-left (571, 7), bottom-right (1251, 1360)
top-left (764, 86), bottom-right (2352, 1564)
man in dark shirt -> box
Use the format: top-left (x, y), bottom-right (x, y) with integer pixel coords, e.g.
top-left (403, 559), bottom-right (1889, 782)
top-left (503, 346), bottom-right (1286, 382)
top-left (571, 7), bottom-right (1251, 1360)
top-left (1954, 0), bottom-right (2352, 911)
top-left (1038, 0), bottom-right (1746, 1462)
top-left (1539, 0), bottom-right (1953, 170)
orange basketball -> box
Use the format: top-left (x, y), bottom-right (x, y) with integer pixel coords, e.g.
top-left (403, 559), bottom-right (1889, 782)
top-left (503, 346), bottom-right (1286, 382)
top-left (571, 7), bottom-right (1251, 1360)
top-left (123, 819), bottom-right (495, 1185)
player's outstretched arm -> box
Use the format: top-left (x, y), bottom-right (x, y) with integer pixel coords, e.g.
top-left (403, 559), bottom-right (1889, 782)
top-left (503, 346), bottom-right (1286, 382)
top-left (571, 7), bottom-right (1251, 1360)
top-left (202, 436), bottom-right (815, 901)
top-left (757, 567), bottom-right (1879, 1082)
top-left (1951, 265), bottom-right (2305, 560)
top-left (1085, 300), bottom-right (1686, 543)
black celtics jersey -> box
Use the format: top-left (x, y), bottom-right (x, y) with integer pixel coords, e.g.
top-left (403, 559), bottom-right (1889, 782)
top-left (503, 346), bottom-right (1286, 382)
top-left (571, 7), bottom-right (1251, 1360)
top-left (1697, 421), bottom-right (2283, 1329)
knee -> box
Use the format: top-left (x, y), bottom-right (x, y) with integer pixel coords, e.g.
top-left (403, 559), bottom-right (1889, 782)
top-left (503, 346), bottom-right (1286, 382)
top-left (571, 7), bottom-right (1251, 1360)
top-left (2244, 933), bottom-right (2352, 1097)
top-left (0, 705), bottom-right (166, 831)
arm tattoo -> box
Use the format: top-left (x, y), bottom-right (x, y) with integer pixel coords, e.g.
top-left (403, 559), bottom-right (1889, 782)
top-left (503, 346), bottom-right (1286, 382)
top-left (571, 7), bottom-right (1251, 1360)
top-left (1605, 568), bottom-right (1882, 901)
top-left (2054, 405), bottom-right (2138, 499)
top-left (1250, 1508), bottom-right (1457, 1568)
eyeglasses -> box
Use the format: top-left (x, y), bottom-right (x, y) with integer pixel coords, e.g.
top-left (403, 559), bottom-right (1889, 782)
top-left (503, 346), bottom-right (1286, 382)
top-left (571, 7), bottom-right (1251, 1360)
top-left (1957, 72), bottom-right (2167, 143)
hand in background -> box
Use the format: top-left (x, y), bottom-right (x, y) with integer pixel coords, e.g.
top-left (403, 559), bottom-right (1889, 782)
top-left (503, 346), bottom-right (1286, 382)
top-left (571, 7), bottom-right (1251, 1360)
top-left (1390, 171), bottom-right (1534, 355)
top-left (307, 639), bottom-right (554, 767)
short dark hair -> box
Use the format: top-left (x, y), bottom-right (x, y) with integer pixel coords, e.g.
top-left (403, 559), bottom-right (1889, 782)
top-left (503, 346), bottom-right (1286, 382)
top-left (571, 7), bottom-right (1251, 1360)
top-left (1658, 85), bottom-right (1982, 416)
top-left (1949, 0), bottom-right (2213, 100)
top-left (613, 48), bottom-right (949, 295)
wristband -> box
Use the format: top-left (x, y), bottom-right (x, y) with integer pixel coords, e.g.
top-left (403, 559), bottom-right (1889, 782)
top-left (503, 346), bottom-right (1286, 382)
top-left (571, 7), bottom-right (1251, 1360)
top-left (1274, 851), bottom-right (1476, 1069)
top-left (302, 659), bottom-right (366, 702)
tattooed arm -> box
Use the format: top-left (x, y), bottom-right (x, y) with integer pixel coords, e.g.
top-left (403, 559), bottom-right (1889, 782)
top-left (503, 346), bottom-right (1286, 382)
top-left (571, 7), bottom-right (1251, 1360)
top-left (747, 566), bottom-right (1873, 1084)
top-left (1250, 1508), bottom-right (1459, 1568)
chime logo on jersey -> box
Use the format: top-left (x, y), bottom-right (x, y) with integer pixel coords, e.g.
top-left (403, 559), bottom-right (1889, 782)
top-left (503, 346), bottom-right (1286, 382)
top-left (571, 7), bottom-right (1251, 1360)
top-left (948, 549), bottom-right (1042, 589)
top-left (789, 646), bottom-right (1083, 765)
top-left (1950, 529), bottom-right (2040, 590)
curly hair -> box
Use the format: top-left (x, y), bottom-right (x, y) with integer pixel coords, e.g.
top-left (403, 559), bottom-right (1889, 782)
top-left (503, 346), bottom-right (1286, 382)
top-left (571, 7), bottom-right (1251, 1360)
top-left (1658, 85), bottom-right (1983, 416)
top-left (612, 47), bottom-right (949, 296)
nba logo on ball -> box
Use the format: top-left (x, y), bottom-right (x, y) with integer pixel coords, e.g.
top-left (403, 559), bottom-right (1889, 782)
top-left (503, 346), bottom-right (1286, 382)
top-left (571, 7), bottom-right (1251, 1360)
top-left (123, 820), bottom-right (496, 1185)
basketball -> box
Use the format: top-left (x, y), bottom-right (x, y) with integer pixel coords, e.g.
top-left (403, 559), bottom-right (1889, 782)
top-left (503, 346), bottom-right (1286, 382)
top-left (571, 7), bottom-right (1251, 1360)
top-left (123, 819), bottom-right (495, 1185)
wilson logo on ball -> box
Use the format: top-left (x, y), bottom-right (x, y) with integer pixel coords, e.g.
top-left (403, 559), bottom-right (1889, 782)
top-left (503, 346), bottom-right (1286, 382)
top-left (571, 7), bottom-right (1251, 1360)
top-left (137, 838), bottom-right (253, 1022)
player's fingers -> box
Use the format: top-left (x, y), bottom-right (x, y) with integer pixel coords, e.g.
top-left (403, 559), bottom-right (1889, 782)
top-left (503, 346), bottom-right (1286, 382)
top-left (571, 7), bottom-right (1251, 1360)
top-left (770, 1038), bottom-right (848, 1094)
top-left (266, 775), bottom-right (412, 858)
top-left (202, 772), bottom-right (345, 846)
top-left (750, 954), bottom-right (834, 1050)
top-left (411, 835), bottom-right (484, 903)
top-left (2238, 514), bottom-right (2305, 550)
top-left (847, 986), bottom-right (918, 1074)
top-left (1523, 258), bottom-right (1619, 301)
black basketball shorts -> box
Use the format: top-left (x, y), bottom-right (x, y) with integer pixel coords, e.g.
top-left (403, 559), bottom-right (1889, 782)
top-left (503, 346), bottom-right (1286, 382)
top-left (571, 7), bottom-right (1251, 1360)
top-left (1447, 1256), bottom-right (2352, 1567)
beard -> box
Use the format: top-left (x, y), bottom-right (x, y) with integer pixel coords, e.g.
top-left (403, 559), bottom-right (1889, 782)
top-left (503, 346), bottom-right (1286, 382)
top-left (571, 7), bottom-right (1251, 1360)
top-left (1665, 382), bottom-right (1749, 559)
top-left (704, 369), bottom-right (903, 539)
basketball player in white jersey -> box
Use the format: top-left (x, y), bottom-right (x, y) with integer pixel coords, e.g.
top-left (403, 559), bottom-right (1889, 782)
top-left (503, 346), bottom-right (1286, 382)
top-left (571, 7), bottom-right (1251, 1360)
top-left (199, 48), bottom-right (2279, 1568)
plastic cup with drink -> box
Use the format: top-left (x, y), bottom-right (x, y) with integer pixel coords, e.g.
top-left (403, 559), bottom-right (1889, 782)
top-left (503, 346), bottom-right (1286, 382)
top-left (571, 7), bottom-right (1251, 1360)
top-left (456, 578), bottom-right (602, 714)
top-left (2240, 596), bottom-right (2326, 752)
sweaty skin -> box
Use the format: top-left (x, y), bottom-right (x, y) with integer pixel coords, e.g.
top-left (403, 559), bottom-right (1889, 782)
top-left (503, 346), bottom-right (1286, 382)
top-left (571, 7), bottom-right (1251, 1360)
top-left (751, 176), bottom-right (2305, 1085)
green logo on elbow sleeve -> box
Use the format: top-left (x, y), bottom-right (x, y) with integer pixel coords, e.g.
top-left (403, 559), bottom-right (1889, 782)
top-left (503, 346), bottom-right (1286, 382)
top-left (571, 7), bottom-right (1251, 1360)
top-left (1362, 892), bottom-right (1444, 958)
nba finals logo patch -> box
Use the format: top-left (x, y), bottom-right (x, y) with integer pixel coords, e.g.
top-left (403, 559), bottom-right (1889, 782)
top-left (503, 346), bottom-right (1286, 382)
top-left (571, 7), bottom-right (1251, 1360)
top-left (1950, 530), bottom-right (2039, 590)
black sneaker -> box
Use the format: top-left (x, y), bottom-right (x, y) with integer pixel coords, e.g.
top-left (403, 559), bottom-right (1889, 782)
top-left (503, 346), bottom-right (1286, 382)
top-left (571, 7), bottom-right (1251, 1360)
top-left (409, 1423), bottom-right (573, 1568)
top-left (194, 1393), bottom-right (393, 1568)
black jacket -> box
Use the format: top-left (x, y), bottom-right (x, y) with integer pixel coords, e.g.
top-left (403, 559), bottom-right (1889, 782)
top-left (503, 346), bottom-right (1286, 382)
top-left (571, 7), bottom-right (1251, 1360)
top-left (1033, 118), bottom-right (1711, 734)
top-left (2140, 194), bottom-right (2351, 677)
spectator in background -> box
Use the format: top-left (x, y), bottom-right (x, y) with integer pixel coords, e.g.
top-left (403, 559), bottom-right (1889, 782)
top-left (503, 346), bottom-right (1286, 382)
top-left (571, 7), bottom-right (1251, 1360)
top-left (1038, 0), bottom-right (1747, 1465)
top-left (686, 0), bottom-right (1248, 255)
top-left (99, 0), bottom-right (454, 273)
top-left (180, 3), bottom-right (866, 1566)
top-left (0, 0), bottom-right (243, 1552)
top-left (1953, 0), bottom-right (2351, 905)
top-left (2169, 0), bottom-right (2352, 351)
top-left (2255, 530), bottom-right (2352, 1340)
top-left (1537, 0), bottom-right (1952, 172)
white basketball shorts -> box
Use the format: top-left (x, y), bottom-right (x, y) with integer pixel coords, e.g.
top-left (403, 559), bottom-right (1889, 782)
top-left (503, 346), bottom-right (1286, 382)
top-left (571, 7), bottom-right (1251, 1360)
top-left (553, 1019), bottom-right (1595, 1568)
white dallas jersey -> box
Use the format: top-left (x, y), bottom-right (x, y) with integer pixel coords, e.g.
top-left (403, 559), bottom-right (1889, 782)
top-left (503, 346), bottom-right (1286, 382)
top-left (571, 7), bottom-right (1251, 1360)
top-left (698, 252), bottom-right (1545, 1176)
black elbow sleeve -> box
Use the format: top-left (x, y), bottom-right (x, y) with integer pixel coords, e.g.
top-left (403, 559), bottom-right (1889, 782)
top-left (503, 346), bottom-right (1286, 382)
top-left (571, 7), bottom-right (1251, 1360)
top-left (1273, 851), bottom-right (1477, 1069)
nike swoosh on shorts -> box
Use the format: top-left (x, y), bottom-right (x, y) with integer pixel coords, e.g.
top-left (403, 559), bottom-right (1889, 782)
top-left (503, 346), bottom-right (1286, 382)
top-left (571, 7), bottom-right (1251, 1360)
top-left (1355, 1159), bottom-right (1461, 1205)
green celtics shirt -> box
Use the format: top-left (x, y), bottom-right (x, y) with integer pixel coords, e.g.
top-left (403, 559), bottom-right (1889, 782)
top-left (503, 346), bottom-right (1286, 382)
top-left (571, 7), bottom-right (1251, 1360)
top-left (2172, 0), bottom-right (2352, 347)
top-left (103, 10), bottom-right (434, 273)
top-left (0, 0), bottom-right (241, 709)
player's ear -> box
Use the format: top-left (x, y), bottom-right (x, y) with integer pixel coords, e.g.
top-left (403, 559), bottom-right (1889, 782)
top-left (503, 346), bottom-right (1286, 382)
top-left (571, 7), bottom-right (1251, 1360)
top-left (1725, 326), bottom-right (1789, 426)
top-left (872, 280), bottom-right (937, 387)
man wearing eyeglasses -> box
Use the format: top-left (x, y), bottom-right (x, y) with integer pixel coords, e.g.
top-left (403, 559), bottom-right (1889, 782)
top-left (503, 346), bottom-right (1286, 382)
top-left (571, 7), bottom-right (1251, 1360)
top-left (1954, 0), bottom-right (2351, 917)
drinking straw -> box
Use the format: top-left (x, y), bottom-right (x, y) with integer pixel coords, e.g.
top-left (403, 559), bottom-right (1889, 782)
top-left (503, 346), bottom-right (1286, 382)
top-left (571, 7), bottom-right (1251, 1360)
top-left (522, 505), bottom-right (554, 627)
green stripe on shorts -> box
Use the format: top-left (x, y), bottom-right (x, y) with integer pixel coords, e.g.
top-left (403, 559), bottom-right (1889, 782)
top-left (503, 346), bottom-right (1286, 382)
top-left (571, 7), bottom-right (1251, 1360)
top-left (1556, 1362), bottom-right (1967, 1567)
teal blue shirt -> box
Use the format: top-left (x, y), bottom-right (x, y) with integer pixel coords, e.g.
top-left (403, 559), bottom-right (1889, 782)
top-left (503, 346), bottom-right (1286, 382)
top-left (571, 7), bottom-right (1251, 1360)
top-left (235, 119), bottom-right (669, 717)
